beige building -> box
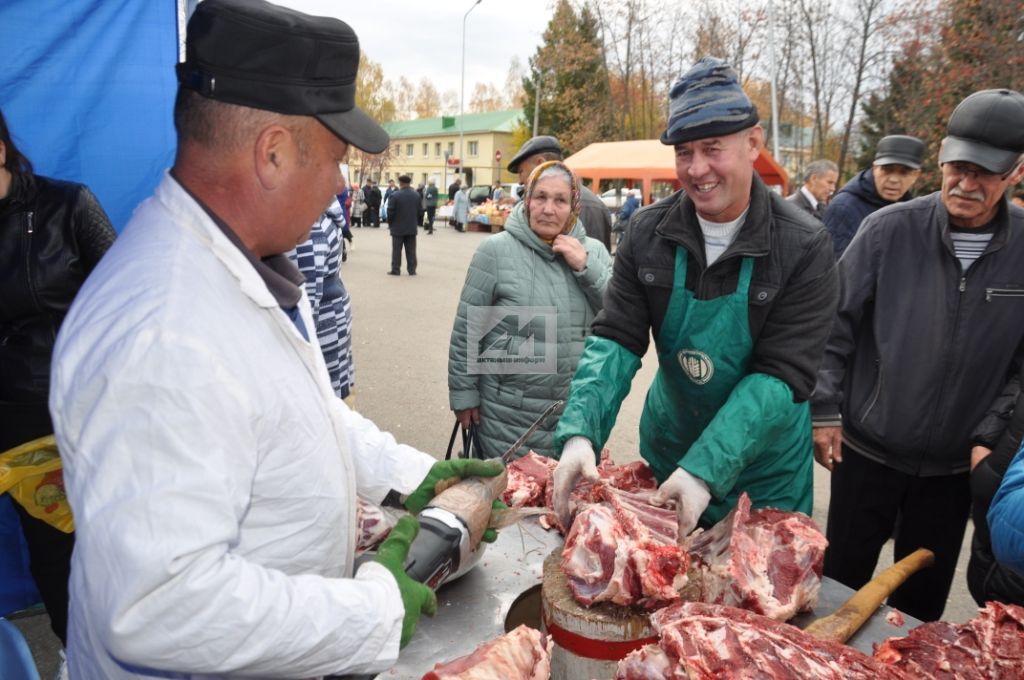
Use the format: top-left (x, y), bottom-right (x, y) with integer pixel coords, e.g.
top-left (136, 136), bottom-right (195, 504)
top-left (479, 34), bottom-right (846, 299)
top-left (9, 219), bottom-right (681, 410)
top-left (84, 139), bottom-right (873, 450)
top-left (367, 110), bottom-right (522, 196)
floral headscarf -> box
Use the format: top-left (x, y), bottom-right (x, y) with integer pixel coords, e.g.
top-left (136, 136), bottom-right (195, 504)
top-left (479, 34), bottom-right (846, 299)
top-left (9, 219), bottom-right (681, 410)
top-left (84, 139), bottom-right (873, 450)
top-left (523, 160), bottom-right (582, 235)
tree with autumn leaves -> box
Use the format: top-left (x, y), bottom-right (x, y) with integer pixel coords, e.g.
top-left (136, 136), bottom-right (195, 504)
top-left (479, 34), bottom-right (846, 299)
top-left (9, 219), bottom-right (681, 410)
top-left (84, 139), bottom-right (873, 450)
top-left (856, 0), bottom-right (1024, 191)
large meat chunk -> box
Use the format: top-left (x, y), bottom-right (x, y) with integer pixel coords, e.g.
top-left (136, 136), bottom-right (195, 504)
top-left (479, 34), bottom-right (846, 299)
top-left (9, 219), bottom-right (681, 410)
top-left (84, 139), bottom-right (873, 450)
top-left (685, 493), bottom-right (827, 620)
top-left (355, 497), bottom-right (396, 554)
top-left (873, 601), bottom-right (1024, 679)
top-left (615, 601), bottom-right (909, 680)
top-left (422, 624), bottom-right (552, 680)
top-left (502, 451), bottom-right (558, 507)
top-left (560, 483), bottom-right (687, 607)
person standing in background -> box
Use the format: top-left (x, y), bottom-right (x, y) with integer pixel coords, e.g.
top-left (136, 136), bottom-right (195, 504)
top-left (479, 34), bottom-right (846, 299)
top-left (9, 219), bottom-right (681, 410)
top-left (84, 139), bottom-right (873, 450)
top-left (386, 174), bottom-right (420, 275)
top-left (423, 178), bottom-right (439, 234)
top-left (452, 182), bottom-right (470, 233)
top-left (0, 107), bottom-right (116, 649)
top-left (822, 135), bottom-right (924, 258)
top-left (786, 159), bottom-right (839, 220)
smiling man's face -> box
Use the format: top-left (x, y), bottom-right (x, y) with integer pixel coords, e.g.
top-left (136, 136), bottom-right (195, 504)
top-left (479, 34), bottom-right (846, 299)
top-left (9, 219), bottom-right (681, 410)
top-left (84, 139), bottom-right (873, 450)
top-left (675, 126), bottom-right (762, 223)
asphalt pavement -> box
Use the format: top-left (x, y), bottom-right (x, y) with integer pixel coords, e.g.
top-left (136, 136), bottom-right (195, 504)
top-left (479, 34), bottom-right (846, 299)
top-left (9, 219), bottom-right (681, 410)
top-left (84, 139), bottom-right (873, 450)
top-left (17, 218), bottom-right (979, 675)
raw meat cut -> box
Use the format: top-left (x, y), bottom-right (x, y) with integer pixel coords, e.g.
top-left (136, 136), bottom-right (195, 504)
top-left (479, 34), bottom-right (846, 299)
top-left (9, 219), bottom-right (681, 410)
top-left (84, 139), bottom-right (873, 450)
top-left (873, 601), bottom-right (1024, 679)
top-left (685, 493), bottom-right (827, 620)
top-left (560, 483), bottom-right (687, 607)
top-left (502, 451), bottom-right (558, 507)
top-left (615, 601), bottom-right (908, 680)
top-left (355, 497), bottom-right (395, 554)
top-left (421, 624), bottom-right (552, 680)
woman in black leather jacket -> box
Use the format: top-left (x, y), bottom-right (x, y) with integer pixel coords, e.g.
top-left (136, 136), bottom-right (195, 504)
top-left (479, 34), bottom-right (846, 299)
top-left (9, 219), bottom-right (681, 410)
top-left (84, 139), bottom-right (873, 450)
top-left (0, 108), bottom-right (116, 645)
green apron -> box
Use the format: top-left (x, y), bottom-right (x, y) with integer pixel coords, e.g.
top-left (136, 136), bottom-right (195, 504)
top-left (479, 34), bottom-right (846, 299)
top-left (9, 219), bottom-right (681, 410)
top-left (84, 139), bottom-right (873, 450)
top-left (639, 248), bottom-right (812, 525)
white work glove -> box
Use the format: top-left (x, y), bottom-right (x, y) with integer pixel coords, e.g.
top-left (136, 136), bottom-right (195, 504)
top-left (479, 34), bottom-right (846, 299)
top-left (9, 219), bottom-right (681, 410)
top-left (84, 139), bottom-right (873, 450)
top-left (553, 436), bottom-right (600, 531)
top-left (650, 467), bottom-right (712, 540)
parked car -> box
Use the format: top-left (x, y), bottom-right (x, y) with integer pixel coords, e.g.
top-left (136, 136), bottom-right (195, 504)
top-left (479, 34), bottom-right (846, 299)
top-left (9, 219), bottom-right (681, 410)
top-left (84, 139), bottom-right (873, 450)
top-left (600, 188), bottom-right (627, 209)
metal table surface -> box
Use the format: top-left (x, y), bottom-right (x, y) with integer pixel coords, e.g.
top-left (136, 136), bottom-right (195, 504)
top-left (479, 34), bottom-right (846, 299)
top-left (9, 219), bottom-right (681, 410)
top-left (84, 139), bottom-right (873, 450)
top-left (376, 517), bottom-right (921, 678)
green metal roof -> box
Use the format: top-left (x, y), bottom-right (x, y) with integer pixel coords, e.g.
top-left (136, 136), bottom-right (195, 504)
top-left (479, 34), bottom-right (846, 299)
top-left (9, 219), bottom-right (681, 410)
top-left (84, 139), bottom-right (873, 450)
top-left (382, 109), bottom-right (523, 139)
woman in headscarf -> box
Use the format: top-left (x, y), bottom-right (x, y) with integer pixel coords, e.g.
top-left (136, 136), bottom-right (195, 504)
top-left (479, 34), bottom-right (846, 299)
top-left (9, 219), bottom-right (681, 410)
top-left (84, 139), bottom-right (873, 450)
top-left (448, 161), bottom-right (612, 458)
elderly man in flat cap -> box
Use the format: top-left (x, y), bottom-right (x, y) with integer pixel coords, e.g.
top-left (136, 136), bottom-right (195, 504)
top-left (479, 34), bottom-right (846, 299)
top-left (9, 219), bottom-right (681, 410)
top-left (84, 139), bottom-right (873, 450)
top-left (508, 135), bottom-right (613, 250)
top-left (823, 134), bottom-right (926, 258)
top-left (551, 57), bottom-right (837, 538)
top-left (812, 88), bottom-right (1024, 622)
top-left (48, 1), bottom-right (501, 677)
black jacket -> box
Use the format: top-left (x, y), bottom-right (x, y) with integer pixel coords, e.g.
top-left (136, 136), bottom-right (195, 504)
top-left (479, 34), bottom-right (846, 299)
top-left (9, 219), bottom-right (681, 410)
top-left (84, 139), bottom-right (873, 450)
top-left (812, 196), bottom-right (1024, 476)
top-left (595, 174), bottom-right (838, 401)
top-left (969, 365), bottom-right (1024, 606)
top-left (579, 186), bottom-right (612, 251)
top-left (0, 172), bottom-right (115, 442)
top-left (387, 186), bottom-right (421, 236)
top-left (822, 168), bottom-right (912, 259)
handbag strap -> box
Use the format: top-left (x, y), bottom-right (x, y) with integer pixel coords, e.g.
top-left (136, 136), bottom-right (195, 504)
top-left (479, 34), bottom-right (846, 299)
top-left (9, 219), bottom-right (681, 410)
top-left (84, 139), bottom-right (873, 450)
top-left (445, 419), bottom-right (483, 460)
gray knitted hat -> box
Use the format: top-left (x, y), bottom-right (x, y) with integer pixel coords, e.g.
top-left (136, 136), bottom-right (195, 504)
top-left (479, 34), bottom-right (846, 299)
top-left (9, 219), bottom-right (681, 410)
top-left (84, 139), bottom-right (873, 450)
top-left (661, 57), bottom-right (759, 146)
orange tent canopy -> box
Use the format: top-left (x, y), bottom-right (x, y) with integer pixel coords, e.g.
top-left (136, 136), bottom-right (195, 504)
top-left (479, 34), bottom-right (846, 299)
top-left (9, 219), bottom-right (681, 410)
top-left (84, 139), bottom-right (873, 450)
top-left (564, 139), bottom-right (789, 203)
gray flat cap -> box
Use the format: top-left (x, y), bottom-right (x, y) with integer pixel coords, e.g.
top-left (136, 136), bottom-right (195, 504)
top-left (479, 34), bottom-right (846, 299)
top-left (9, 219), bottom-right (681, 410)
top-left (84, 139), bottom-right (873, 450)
top-left (507, 136), bottom-right (563, 172)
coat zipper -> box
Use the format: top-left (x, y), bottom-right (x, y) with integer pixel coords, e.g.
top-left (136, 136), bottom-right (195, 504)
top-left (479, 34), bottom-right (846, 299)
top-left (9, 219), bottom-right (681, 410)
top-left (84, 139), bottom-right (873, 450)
top-left (986, 288), bottom-right (1024, 301)
top-left (859, 359), bottom-right (883, 421)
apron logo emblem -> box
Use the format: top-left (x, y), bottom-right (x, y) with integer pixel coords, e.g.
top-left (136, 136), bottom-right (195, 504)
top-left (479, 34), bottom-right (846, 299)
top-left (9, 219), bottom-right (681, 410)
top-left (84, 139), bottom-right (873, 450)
top-left (678, 349), bottom-right (714, 385)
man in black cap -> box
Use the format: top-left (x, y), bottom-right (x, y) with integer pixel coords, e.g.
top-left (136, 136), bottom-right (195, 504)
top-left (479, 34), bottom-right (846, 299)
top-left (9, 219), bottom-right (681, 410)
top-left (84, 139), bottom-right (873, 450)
top-left (551, 57), bottom-right (837, 540)
top-left (47, 1), bottom-right (502, 677)
top-left (822, 134), bottom-right (925, 258)
top-left (812, 88), bottom-right (1024, 622)
top-left (507, 135), bottom-right (613, 250)
top-left (386, 174), bottom-right (420, 275)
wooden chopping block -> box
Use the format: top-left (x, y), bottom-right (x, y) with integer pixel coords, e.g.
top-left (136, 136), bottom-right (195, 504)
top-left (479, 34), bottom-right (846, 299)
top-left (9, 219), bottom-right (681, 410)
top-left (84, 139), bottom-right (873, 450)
top-left (540, 549), bottom-right (656, 680)
top-left (802, 547), bottom-right (934, 643)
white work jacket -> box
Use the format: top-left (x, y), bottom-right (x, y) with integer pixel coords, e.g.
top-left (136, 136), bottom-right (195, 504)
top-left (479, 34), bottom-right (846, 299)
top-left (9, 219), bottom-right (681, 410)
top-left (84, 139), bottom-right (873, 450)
top-left (50, 173), bottom-right (435, 679)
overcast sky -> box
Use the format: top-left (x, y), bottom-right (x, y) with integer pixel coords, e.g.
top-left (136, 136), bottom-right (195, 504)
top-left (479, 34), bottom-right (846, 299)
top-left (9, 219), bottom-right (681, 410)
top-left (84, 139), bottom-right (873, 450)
top-left (277, 0), bottom-right (555, 100)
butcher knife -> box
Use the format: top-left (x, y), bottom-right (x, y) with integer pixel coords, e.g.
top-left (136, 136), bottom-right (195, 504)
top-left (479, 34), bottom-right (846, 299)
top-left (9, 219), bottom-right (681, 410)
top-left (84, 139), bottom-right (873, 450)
top-left (498, 399), bottom-right (564, 464)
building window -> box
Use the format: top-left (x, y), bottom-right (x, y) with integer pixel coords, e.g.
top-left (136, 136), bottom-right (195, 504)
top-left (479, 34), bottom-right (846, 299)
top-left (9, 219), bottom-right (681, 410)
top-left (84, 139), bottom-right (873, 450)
top-left (393, 144), bottom-right (400, 157)
top-left (468, 141), bottom-right (479, 157)
top-left (406, 143), bottom-right (414, 157)
top-left (434, 142), bottom-right (441, 157)
top-left (422, 143), bottom-right (429, 157)
top-left (446, 141), bottom-right (455, 156)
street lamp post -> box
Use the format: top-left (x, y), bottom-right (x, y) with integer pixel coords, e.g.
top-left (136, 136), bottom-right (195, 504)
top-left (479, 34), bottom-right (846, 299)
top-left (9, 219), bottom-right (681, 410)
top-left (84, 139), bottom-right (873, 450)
top-left (460, 0), bottom-right (482, 185)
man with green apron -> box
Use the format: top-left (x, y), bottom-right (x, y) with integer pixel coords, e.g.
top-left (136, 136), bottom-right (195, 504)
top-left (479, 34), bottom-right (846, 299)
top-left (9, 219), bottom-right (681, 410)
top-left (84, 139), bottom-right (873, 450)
top-left (552, 57), bottom-right (838, 537)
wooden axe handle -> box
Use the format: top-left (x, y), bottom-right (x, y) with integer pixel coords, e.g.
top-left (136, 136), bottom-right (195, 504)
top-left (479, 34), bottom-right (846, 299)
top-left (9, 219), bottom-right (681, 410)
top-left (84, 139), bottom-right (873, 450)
top-left (803, 547), bottom-right (934, 643)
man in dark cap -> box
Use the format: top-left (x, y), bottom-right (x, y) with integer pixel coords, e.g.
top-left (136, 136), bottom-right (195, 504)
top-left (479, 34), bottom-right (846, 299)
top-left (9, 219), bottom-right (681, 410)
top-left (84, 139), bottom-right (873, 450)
top-left (823, 134), bottom-right (925, 258)
top-left (812, 88), bottom-right (1024, 622)
top-left (386, 174), bottom-right (420, 275)
top-left (551, 57), bottom-right (837, 539)
top-left (508, 135), bottom-right (613, 250)
top-left (48, 1), bottom-right (502, 676)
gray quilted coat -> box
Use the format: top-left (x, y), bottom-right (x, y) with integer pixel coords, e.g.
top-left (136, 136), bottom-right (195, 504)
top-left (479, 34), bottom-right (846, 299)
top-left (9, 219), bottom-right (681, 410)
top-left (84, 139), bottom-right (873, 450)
top-left (448, 203), bottom-right (612, 458)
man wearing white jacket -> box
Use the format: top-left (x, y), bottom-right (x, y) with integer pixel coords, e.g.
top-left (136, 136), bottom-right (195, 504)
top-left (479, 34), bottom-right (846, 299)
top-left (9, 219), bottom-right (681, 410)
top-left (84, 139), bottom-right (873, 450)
top-left (48, 2), bottom-right (500, 678)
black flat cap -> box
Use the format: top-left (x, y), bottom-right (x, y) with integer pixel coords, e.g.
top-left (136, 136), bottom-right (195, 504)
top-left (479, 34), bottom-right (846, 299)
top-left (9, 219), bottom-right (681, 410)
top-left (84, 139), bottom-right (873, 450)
top-left (873, 135), bottom-right (925, 169)
top-left (507, 136), bottom-right (563, 172)
top-left (177, 0), bottom-right (389, 154)
top-left (939, 89), bottom-right (1024, 174)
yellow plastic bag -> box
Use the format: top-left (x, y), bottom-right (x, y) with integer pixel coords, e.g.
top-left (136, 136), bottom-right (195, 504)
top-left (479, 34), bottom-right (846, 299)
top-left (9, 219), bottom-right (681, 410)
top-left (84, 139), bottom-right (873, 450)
top-left (0, 435), bottom-right (74, 533)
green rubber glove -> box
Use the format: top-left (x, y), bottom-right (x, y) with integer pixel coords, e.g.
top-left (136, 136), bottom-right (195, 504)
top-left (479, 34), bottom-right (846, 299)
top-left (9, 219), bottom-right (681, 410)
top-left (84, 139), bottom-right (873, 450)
top-left (481, 499), bottom-right (508, 543)
top-left (373, 516), bottom-right (438, 648)
top-left (404, 459), bottom-right (505, 514)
